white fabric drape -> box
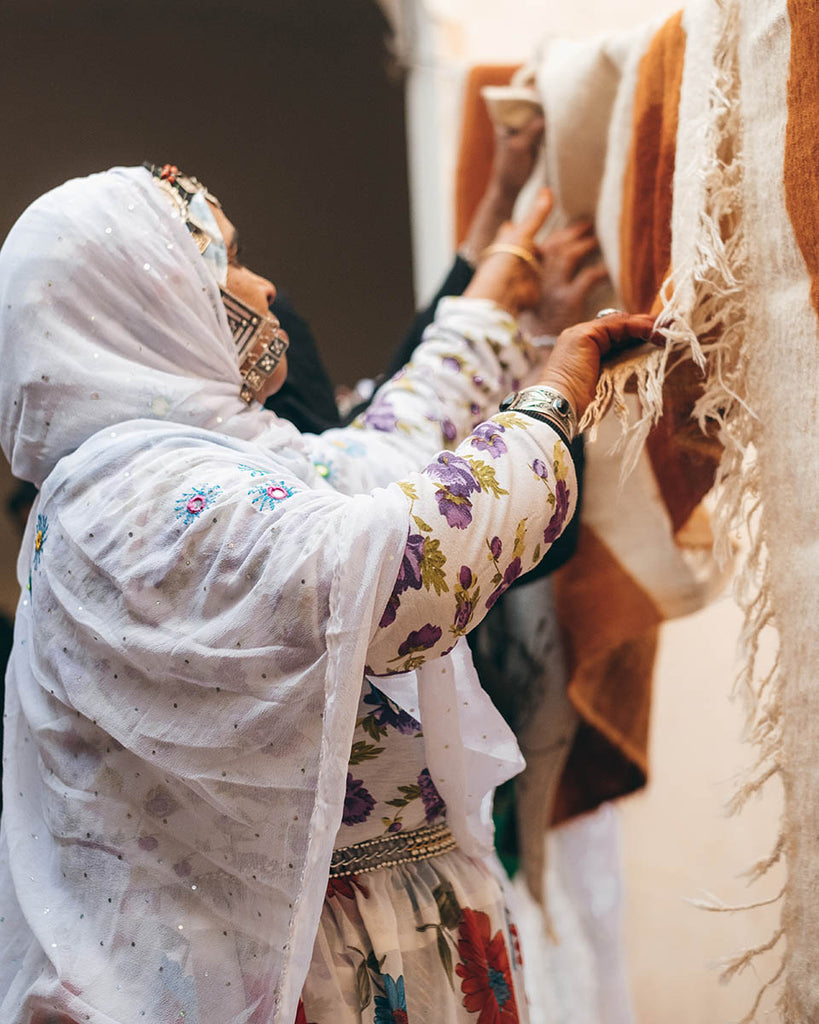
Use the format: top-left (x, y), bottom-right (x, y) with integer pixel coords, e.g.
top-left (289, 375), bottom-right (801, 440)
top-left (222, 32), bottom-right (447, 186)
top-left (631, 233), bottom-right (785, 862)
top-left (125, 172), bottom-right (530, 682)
top-left (0, 167), bottom-right (528, 1023)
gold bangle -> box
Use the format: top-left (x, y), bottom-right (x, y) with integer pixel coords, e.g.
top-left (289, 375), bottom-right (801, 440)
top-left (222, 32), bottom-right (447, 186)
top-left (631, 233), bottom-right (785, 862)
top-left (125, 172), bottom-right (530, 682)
top-left (481, 242), bottom-right (540, 274)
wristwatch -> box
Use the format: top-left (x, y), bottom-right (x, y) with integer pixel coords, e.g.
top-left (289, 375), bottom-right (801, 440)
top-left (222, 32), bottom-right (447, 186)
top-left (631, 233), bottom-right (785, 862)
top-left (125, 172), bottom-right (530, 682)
top-left (498, 384), bottom-right (578, 444)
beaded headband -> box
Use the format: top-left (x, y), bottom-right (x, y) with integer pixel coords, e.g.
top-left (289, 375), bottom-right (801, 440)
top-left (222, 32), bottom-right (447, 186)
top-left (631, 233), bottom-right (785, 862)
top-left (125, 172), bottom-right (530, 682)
top-left (144, 162), bottom-right (288, 404)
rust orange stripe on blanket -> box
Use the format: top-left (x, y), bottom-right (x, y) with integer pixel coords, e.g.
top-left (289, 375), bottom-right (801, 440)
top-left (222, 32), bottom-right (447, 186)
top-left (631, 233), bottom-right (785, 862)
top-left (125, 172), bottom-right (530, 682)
top-left (620, 11), bottom-right (721, 534)
top-left (785, 0), bottom-right (819, 320)
top-left (555, 13), bottom-right (715, 823)
top-left (454, 65), bottom-right (521, 245)
top-left (619, 10), bottom-right (685, 315)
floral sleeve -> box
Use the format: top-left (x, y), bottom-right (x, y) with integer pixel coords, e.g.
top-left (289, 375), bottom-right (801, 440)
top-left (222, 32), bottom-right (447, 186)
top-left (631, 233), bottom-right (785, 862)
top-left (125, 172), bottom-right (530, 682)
top-left (365, 411), bottom-right (576, 675)
top-left (301, 297), bottom-right (538, 494)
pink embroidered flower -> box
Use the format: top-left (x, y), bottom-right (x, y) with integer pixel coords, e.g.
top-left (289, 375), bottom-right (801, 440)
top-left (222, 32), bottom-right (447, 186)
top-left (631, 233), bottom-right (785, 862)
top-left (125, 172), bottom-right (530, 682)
top-left (186, 495), bottom-right (205, 515)
top-left (175, 485), bottom-right (222, 525)
top-left (249, 480), bottom-right (296, 511)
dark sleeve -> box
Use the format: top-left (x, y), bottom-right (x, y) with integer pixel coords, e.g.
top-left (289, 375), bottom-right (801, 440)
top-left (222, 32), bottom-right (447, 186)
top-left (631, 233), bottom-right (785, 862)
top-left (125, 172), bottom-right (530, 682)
top-left (382, 255), bottom-right (476, 379)
top-left (263, 292), bottom-right (343, 434)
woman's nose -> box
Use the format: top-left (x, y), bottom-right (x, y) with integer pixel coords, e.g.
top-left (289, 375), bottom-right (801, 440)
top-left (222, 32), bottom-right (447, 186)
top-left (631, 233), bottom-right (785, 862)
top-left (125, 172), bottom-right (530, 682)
top-left (259, 275), bottom-right (276, 308)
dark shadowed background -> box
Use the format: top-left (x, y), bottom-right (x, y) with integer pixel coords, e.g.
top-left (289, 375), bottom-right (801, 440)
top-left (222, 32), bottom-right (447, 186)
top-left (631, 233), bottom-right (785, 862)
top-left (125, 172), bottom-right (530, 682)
top-left (0, 0), bottom-right (415, 614)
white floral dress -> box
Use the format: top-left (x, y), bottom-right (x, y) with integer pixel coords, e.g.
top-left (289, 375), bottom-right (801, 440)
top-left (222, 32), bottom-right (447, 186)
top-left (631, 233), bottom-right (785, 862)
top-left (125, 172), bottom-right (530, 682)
top-left (297, 301), bottom-right (577, 1024)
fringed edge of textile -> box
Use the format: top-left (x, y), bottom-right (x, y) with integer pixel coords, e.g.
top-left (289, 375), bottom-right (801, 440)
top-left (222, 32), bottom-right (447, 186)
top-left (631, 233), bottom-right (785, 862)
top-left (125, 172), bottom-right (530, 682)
top-left (581, 1), bottom-right (788, 1017)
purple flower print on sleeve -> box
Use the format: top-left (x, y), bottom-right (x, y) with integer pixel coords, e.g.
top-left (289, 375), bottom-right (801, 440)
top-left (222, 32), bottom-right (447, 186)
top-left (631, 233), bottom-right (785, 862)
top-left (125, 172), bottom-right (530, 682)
top-left (435, 491), bottom-right (473, 531)
top-left (442, 354), bottom-right (464, 372)
top-left (531, 440), bottom-right (574, 546)
top-left (425, 413), bottom-right (457, 444)
top-left (343, 772), bottom-right (376, 826)
top-left (469, 421), bottom-right (508, 459)
top-left (418, 768), bottom-right (446, 823)
top-left (379, 594), bottom-right (400, 629)
top-left (424, 452), bottom-right (481, 530)
top-left (397, 623), bottom-right (442, 658)
top-left (395, 532), bottom-right (425, 595)
top-left (485, 519), bottom-right (527, 610)
top-left (543, 478), bottom-right (571, 544)
top-left (360, 397), bottom-right (398, 433)
top-left (379, 528), bottom-right (429, 628)
top-left (362, 684), bottom-right (422, 735)
top-left (451, 564), bottom-right (481, 637)
top-left (485, 556), bottom-right (522, 611)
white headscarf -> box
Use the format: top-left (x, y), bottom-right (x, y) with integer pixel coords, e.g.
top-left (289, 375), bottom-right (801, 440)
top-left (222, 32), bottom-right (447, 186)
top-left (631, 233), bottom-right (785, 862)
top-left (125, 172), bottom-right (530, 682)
top-left (0, 166), bottom-right (292, 488)
top-left (0, 167), bottom-right (412, 1023)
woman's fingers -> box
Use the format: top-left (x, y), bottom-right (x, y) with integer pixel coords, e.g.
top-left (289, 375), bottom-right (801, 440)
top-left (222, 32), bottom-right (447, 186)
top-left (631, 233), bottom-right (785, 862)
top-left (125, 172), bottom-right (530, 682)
top-left (517, 188), bottom-right (554, 239)
top-left (562, 219), bottom-right (595, 240)
top-left (573, 262), bottom-right (610, 294)
top-left (563, 235), bottom-right (600, 273)
top-left (593, 312), bottom-right (656, 355)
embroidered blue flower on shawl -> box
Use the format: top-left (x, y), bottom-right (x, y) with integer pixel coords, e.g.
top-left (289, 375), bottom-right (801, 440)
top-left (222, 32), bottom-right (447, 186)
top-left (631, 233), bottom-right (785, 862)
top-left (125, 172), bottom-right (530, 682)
top-left (174, 485), bottom-right (222, 526)
top-left (33, 514), bottom-right (48, 570)
top-left (237, 463), bottom-right (266, 477)
top-left (249, 481), bottom-right (296, 511)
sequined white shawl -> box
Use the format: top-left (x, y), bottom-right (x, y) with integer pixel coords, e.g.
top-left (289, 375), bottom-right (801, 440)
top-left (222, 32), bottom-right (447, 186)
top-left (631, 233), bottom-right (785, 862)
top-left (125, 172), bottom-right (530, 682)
top-left (0, 168), bottom-right (523, 1024)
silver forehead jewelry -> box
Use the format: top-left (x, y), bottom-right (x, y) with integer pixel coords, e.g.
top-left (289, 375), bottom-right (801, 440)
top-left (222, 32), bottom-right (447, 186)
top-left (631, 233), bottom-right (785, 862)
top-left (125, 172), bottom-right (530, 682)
top-left (144, 162), bottom-right (222, 255)
top-left (145, 162), bottom-right (287, 403)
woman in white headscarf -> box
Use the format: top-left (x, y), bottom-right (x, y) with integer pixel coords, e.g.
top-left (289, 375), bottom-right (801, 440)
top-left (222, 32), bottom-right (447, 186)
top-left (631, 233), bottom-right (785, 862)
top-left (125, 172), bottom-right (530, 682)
top-left (0, 165), bottom-right (652, 1024)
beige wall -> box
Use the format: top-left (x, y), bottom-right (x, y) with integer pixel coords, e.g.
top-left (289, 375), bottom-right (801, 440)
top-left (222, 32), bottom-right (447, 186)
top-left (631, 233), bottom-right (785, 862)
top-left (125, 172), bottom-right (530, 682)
top-left (621, 596), bottom-right (782, 1020)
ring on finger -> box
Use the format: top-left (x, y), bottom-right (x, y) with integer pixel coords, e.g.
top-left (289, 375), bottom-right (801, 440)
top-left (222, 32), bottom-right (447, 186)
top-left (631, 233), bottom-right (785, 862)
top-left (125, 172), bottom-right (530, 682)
top-left (595, 307), bottom-right (624, 319)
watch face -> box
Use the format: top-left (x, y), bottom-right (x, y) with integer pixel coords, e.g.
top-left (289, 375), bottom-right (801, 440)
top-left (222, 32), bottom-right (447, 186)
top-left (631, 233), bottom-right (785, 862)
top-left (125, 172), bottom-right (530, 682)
top-left (499, 391), bottom-right (517, 411)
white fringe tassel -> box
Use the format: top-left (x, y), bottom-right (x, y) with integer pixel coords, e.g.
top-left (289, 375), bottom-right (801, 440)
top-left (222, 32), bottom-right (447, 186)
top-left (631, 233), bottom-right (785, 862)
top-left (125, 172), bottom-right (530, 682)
top-left (582, 0), bottom-right (787, 1016)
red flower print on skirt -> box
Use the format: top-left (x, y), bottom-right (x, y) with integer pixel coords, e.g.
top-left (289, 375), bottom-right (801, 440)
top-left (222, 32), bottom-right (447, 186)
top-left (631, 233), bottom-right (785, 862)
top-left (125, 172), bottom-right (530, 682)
top-left (325, 873), bottom-right (371, 901)
top-left (295, 998), bottom-right (318, 1024)
top-left (455, 908), bottom-right (520, 1024)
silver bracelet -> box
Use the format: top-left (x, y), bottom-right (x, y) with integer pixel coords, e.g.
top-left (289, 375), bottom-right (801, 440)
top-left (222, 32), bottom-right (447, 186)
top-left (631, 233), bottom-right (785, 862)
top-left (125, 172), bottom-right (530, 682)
top-left (498, 384), bottom-right (578, 442)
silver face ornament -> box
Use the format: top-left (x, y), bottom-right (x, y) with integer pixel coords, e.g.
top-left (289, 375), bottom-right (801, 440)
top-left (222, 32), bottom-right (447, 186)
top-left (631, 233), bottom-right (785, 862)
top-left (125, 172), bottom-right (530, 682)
top-left (220, 287), bottom-right (289, 405)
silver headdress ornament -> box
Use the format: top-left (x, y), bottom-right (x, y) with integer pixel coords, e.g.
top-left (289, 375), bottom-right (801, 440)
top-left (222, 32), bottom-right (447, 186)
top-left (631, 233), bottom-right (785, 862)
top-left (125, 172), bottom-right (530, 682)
top-left (144, 163), bottom-right (289, 404)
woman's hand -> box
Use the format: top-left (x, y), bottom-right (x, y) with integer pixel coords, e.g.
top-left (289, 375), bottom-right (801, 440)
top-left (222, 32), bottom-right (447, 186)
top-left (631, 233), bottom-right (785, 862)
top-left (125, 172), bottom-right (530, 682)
top-left (521, 220), bottom-right (610, 336)
top-left (539, 311), bottom-right (657, 418)
top-left (463, 188), bottom-right (555, 315)
top-left (458, 118), bottom-right (545, 266)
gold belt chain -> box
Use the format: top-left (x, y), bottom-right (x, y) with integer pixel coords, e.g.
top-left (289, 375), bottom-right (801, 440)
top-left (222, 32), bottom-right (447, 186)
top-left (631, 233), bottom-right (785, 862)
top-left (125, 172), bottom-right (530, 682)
top-left (329, 822), bottom-right (457, 878)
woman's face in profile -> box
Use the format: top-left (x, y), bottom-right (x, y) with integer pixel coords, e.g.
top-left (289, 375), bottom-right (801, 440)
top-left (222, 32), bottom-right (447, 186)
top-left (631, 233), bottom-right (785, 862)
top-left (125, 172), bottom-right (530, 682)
top-left (208, 201), bottom-right (289, 401)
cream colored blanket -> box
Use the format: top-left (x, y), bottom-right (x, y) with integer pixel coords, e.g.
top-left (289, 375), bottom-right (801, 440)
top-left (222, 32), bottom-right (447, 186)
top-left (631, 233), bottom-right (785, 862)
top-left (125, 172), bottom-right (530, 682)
top-left (515, 0), bottom-right (819, 1018)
